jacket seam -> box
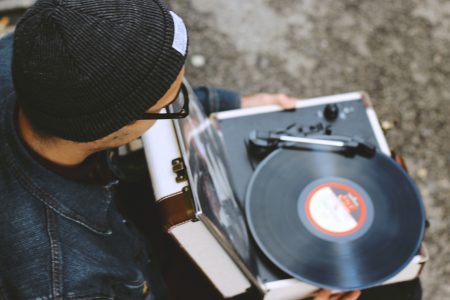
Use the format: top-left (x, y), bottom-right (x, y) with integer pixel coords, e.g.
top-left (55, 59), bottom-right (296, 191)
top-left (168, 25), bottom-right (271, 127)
top-left (0, 94), bottom-right (112, 235)
top-left (5, 154), bottom-right (112, 235)
top-left (46, 208), bottom-right (64, 300)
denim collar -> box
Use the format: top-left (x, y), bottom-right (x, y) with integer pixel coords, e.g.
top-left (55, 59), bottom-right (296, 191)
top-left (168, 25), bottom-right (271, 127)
top-left (2, 93), bottom-right (113, 235)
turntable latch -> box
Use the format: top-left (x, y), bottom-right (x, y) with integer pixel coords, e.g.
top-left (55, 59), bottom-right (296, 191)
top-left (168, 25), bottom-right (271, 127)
top-left (172, 158), bottom-right (188, 183)
top-left (182, 186), bottom-right (196, 220)
top-left (157, 185), bottom-right (197, 231)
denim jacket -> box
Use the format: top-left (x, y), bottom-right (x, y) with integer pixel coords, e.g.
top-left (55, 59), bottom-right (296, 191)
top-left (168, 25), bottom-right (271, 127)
top-left (0, 33), bottom-right (241, 299)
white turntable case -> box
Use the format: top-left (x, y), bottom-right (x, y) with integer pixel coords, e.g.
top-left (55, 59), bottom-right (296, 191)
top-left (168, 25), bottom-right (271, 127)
top-left (142, 88), bottom-right (428, 299)
top-left (143, 118), bottom-right (252, 298)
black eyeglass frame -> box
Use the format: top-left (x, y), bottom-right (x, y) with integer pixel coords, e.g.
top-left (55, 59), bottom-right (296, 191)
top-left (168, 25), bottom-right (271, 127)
top-left (139, 83), bottom-right (189, 120)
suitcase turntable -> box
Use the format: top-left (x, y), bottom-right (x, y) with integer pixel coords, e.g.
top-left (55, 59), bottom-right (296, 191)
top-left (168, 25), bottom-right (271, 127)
top-left (142, 82), bottom-right (427, 299)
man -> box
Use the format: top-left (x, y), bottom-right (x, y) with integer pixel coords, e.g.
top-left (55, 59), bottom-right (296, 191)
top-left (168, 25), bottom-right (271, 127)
top-left (3, 0), bottom-right (426, 299)
top-left (0, 0), bottom-right (304, 299)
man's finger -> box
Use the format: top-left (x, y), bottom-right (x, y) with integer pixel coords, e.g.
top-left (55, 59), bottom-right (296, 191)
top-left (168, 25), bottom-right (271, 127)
top-left (275, 94), bottom-right (297, 109)
top-left (340, 290), bottom-right (361, 300)
top-left (327, 290), bottom-right (362, 300)
top-left (329, 293), bottom-right (344, 300)
top-left (241, 93), bottom-right (297, 109)
top-left (313, 289), bottom-right (332, 300)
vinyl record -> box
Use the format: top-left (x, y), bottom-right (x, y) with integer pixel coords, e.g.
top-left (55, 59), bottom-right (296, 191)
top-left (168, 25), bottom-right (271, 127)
top-left (245, 148), bottom-right (425, 290)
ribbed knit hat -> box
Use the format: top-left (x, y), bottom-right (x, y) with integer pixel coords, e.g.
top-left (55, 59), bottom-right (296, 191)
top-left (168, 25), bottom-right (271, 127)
top-left (12, 0), bottom-right (188, 142)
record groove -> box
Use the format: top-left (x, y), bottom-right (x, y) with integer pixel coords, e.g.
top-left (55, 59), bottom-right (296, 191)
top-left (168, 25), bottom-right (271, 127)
top-left (245, 148), bottom-right (425, 290)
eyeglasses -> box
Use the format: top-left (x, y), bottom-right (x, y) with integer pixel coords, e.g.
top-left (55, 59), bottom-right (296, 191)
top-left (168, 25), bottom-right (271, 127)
top-left (140, 83), bottom-right (189, 120)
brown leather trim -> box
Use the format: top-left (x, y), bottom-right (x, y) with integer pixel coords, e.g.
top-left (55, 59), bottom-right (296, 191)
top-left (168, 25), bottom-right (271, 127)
top-left (158, 188), bottom-right (196, 231)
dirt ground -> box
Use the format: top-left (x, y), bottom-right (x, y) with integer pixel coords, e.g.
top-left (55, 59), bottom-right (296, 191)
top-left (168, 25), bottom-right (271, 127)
top-left (170, 0), bottom-right (450, 299)
top-left (1, 0), bottom-right (449, 299)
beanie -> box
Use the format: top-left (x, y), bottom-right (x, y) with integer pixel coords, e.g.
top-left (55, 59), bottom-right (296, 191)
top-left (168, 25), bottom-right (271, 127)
top-left (12, 0), bottom-right (188, 142)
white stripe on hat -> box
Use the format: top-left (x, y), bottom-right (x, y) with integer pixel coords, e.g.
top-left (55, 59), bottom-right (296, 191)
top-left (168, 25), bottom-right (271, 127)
top-left (170, 11), bottom-right (187, 56)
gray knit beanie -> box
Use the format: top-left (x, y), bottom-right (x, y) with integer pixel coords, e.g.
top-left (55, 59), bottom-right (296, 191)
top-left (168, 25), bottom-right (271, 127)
top-left (12, 0), bottom-right (189, 142)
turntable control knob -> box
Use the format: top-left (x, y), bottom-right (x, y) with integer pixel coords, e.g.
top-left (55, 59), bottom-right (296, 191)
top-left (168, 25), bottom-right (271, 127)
top-left (324, 104), bottom-right (339, 121)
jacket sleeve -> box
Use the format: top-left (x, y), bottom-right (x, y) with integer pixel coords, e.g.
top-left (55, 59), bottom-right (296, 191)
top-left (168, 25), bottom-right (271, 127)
top-left (193, 86), bottom-right (241, 116)
top-left (0, 33), bottom-right (14, 98)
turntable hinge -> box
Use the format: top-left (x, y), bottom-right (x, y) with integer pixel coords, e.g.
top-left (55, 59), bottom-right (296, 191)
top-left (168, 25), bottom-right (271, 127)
top-left (172, 158), bottom-right (188, 183)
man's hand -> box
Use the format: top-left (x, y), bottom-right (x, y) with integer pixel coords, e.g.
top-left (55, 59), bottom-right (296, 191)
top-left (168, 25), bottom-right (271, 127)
top-left (313, 289), bottom-right (361, 300)
top-left (241, 93), bottom-right (297, 110)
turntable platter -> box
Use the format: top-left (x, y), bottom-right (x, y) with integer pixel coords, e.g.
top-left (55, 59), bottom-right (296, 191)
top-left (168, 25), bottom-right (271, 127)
top-left (245, 148), bottom-right (425, 290)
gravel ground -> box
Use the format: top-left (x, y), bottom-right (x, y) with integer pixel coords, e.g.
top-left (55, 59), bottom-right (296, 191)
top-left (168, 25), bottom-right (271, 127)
top-left (2, 1), bottom-right (449, 299)
top-left (169, 0), bottom-right (450, 299)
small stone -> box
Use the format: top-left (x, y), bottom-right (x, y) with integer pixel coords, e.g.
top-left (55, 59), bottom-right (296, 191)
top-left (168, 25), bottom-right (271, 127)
top-left (381, 120), bottom-right (396, 131)
top-left (191, 54), bottom-right (206, 67)
top-left (417, 168), bottom-right (428, 179)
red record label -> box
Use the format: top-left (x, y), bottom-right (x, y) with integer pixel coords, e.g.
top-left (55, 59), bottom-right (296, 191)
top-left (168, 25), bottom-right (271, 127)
top-left (305, 182), bottom-right (367, 236)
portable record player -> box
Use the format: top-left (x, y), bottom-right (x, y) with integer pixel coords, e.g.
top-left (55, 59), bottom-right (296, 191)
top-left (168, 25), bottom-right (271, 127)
top-left (141, 82), bottom-right (428, 299)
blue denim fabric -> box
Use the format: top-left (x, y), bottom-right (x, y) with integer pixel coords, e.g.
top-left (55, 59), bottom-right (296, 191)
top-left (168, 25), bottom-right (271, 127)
top-left (0, 33), bottom-right (156, 300)
top-left (0, 33), bottom-right (13, 97)
top-left (0, 33), bottom-right (241, 299)
top-left (193, 86), bottom-right (241, 115)
top-left (0, 99), bottom-right (156, 300)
